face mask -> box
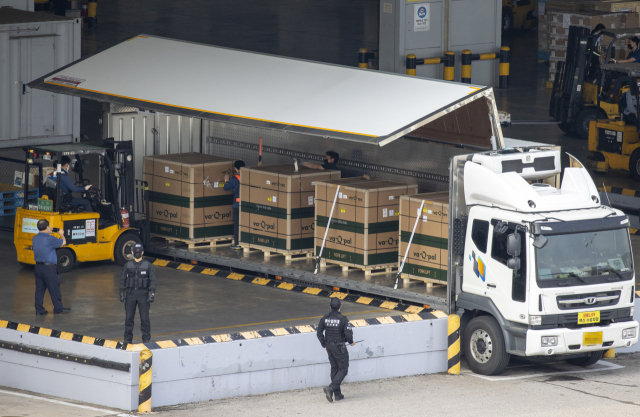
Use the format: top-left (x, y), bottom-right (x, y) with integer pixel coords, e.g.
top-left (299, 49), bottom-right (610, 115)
top-left (133, 251), bottom-right (143, 258)
top-left (323, 158), bottom-right (329, 164)
top-left (629, 44), bottom-right (634, 50)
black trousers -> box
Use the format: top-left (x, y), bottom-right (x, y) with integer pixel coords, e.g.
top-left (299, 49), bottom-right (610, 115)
top-left (327, 342), bottom-right (349, 394)
top-left (124, 289), bottom-right (151, 343)
top-left (233, 207), bottom-right (239, 245)
top-left (34, 264), bottom-right (64, 314)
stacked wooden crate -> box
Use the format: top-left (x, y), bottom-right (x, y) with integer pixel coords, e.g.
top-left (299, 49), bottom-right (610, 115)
top-left (143, 153), bottom-right (236, 246)
top-left (314, 177), bottom-right (417, 274)
top-left (239, 164), bottom-right (340, 257)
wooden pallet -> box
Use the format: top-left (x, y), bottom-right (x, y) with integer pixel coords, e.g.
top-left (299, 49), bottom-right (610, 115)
top-left (398, 273), bottom-right (446, 288)
top-left (152, 234), bottom-right (233, 249)
top-left (321, 259), bottom-right (397, 276)
top-left (239, 243), bottom-right (314, 261)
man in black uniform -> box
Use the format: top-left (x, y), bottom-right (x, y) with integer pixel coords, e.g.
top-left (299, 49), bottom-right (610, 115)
top-left (119, 244), bottom-right (157, 343)
top-left (303, 150), bottom-right (339, 171)
top-left (317, 298), bottom-right (354, 402)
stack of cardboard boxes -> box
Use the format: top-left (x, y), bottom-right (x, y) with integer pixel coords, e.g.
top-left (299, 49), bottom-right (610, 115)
top-left (239, 164), bottom-right (340, 253)
top-left (143, 153), bottom-right (236, 241)
top-left (398, 192), bottom-right (449, 284)
top-left (314, 177), bottom-right (417, 271)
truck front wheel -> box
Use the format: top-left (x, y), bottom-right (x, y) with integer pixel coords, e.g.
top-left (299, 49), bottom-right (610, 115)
top-left (566, 350), bottom-right (604, 367)
top-left (463, 315), bottom-right (510, 375)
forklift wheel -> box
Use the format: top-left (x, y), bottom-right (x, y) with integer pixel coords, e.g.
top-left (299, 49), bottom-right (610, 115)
top-left (56, 248), bottom-right (76, 273)
top-left (114, 233), bottom-right (142, 266)
top-left (573, 108), bottom-right (602, 140)
top-left (630, 150), bottom-right (640, 181)
top-left (558, 122), bottom-right (573, 135)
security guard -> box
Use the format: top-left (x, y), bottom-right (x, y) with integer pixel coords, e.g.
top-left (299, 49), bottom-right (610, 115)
top-left (32, 219), bottom-right (71, 315)
top-left (119, 244), bottom-right (157, 343)
top-left (317, 298), bottom-right (354, 402)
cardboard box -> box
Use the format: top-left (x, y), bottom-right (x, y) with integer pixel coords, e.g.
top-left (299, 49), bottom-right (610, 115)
top-left (398, 191), bottom-right (449, 282)
top-left (240, 164), bottom-right (340, 251)
top-left (144, 153), bottom-right (236, 240)
top-left (315, 177), bottom-right (418, 268)
top-left (587, 1), bottom-right (640, 12)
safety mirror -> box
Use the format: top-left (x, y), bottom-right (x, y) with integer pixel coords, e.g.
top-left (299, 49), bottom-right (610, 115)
top-left (506, 233), bottom-right (521, 257)
top-left (507, 257), bottom-right (521, 270)
top-left (533, 234), bottom-right (548, 249)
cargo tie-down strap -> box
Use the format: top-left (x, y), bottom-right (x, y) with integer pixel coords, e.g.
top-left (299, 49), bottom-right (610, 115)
top-left (314, 185), bottom-right (341, 274)
top-left (395, 199), bottom-right (425, 289)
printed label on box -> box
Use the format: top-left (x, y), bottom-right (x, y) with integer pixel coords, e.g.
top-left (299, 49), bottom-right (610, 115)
top-left (165, 166), bottom-right (169, 172)
top-left (340, 208), bottom-right (345, 213)
top-left (273, 196), bottom-right (277, 203)
top-left (170, 169), bottom-right (174, 174)
top-left (308, 196), bottom-right (314, 205)
top-left (339, 192), bottom-right (343, 199)
top-left (389, 210), bottom-right (394, 217)
top-left (383, 208), bottom-right (388, 218)
top-left (214, 181), bottom-right (219, 188)
top-left (423, 215), bottom-right (428, 222)
top-left (266, 180), bottom-right (271, 185)
top-left (311, 181), bottom-right (316, 186)
top-left (389, 195), bottom-right (394, 200)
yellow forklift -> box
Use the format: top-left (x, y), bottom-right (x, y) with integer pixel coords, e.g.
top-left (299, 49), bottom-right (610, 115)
top-left (586, 63), bottom-right (640, 179)
top-left (549, 28), bottom-right (640, 139)
top-left (14, 142), bottom-right (150, 272)
top-left (502, 0), bottom-right (537, 33)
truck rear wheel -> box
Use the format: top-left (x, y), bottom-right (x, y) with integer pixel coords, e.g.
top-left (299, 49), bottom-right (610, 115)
top-left (463, 315), bottom-right (510, 375)
top-left (114, 233), bottom-right (142, 266)
top-left (566, 350), bottom-right (604, 367)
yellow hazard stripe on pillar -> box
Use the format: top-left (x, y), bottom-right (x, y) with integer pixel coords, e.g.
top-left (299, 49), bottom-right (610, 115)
top-left (38, 328), bottom-right (52, 337)
top-left (184, 337), bottom-right (204, 345)
top-left (213, 334), bottom-right (232, 342)
top-left (240, 331), bottom-right (261, 339)
top-left (81, 336), bottom-right (96, 345)
top-left (60, 332), bottom-right (74, 341)
top-left (295, 325), bottom-right (315, 333)
top-left (16, 323), bottom-right (30, 333)
top-left (376, 316), bottom-right (396, 324)
top-left (103, 340), bottom-right (119, 349)
top-left (152, 259), bottom-right (170, 267)
top-left (270, 328), bottom-right (290, 336)
top-left (350, 319), bottom-right (368, 327)
top-left (252, 277), bottom-right (271, 285)
top-left (177, 263), bottom-right (194, 271)
top-left (0, 320), bottom-right (8, 328)
top-left (138, 349), bottom-right (153, 413)
top-left (447, 314), bottom-right (461, 375)
top-left (156, 340), bottom-right (177, 349)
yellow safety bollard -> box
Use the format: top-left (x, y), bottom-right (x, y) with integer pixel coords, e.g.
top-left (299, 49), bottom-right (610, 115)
top-left (603, 349), bottom-right (615, 359)
top-left (447, 314), bottom-right (461, 375)
top-left (444, 51), bottom-right (455, 81)
top-left (138, 349), bottom-right (153, 413)
top-left (406, 54), bottom-right (417, 76)
top-left (461, 50), bottom-right (472, 84)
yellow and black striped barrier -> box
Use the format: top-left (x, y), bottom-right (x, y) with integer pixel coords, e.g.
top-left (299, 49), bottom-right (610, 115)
top-left (358, 48), bottom-right (378, 69)
top-left (406, 52), bottom-right (455, 81)
top-left (461, 47), bottom-right (510, 89)
top-left (138, 349), bottom-right (153, 412)
top-left (447, 314), bottom-right (460, 375)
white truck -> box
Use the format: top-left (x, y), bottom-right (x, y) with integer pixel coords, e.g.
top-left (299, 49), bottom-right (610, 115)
top-left (446, 147), bottom-right (638, 375)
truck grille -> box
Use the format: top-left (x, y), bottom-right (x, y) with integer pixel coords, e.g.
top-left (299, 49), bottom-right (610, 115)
top-left (540, 307), bottom-right (632, 327)
top-left (556, 291), bottom-right (620, 310)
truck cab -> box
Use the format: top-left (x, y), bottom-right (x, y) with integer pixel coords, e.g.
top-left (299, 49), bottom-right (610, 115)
top-left (449, 147), bottom-right (638, 375)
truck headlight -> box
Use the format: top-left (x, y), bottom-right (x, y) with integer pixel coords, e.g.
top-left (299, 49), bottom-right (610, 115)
top-left (541, 336), bottom-right (558, 346)
top-left (529, 316), bottom-right (542, 325)
top-left (622, 328), bottom-right (637, 339)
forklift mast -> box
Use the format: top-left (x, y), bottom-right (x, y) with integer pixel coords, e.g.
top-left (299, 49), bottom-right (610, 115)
top-left (102, 138), bottom-right (135, 212)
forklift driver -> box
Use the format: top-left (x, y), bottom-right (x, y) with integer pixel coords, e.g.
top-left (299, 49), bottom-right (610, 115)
top-left (60, 156), bottom-right (94, 212)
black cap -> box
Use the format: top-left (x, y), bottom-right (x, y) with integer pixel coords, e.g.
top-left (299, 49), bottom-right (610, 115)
top-left (133, 244), bottom-right (144, 253)
top-left (234, 160), bottom-right (245, 170)
top-left (330, 298), bottom-right (341, 310)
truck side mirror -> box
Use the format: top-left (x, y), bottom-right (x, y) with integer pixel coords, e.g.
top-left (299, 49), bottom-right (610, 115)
top-left (507, 257), bottom-right (521, 270)
top-left (506, 233), bottom-right (521, 257)
top-left (533, 235), bottom-right (548, 249)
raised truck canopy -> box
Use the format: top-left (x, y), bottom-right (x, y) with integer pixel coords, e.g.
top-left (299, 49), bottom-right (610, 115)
top-left (29, 35), bottom-right (503, 149)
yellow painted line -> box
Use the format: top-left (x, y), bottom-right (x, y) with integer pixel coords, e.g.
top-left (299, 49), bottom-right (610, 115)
top-left (177, 263), bottom-right (194, 271)
top-left (153, 259), bottom-right (170, 266)
top-left (379, 301), bottom-right (398, 310)
top-left (278, 282), bottom-right (294, 290)
top-left (303, 287), bottom-right (322, 295)
top-left (38, 328), bottom-right (52, 337)
top-left (329, 292), bottom-right (348, 299)
top-left (184, 337), bottom-right (204, 345)
top-left (636, 290), bottom-right (640, 297)
top-left (622, 189), bottom-right (636, 196)
top-left (468, 87), bottom-right (482, 94)
top-left (405, 305), bottom-right (424, 314)
top-left (350, 319), bottom-right (368, 327)
top-left (156, 340), bottom-right (178, 349)
top-left (60, 332), bottom-right (73, 341)
top-left (16, 323), bottom-right (30, 333)
top-left (356, 296), bottom-right (373, 305)
top-left (431, 310), bottom-right (447, 318)
top-left (81, 336), bottom-right (96, 345)
top-left (201, 268), bottom-right (219, 275)
top-left (295, 325), bottom-right (315, 333)
top-left (227, 273), bottom-right (244, 280)
top-left (0, 320), bottom-right (8, 328)
top-left (240, 331), bottom-right (261, 339)
top-left (270, 328), bottom-right (290, 336)
top-left (103, 340), bottom-right (119, 349)
top-left (252, 277), bottom-right (271, 286)
top-left (213, 334), bottom-right (232, 343)
top-left (402, 314), bottom-right (423, 322)
top-left (44, 82), bottom-right (378, 138)
top-left (376, 316), bottom-right (397, 324)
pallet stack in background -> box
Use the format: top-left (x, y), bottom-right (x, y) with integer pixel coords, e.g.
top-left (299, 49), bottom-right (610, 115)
top-left (398, 192), bottom-right (449, 286)
top-left (314, 177), bottom-right (418, 274)
top-left (143, 153), bottom-right (236, 243)
top-left (538, 1), bottom-right (640, 86)
top-left (239, 164), bottom-right (340, 254)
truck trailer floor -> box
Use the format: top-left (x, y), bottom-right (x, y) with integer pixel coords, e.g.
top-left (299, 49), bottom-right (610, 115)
top-left (0, 232), bottom-right (394, 343)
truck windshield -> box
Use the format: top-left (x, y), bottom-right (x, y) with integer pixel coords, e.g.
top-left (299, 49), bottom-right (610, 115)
top-left (536, 228), bottom-right (633, 284)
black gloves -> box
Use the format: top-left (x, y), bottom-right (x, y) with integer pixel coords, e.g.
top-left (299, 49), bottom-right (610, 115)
top-left (119, 292), bottom-right (125, 303)
top-left (147, 291), bottom-right (155, 303)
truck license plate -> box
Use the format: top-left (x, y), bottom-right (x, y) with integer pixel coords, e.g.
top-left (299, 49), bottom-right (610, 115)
top-left (583, 331), bottom-right (603, 346)
top-left (578, 311), bottom-right (600, 325)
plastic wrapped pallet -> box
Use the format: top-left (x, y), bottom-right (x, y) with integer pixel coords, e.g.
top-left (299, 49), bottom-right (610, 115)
top-left (239, 164), bottom-right (340, 252)
top-left (398, 192), bottom-right (449, 284)
top-left (315, 177), bottom-right (418, 270)
top-left (143, 153), bottom-right (236, 241)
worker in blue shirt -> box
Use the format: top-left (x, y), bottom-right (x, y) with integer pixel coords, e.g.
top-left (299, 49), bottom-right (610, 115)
top-left (223, 160), bottom-right (245, 250)
top-left (611, 36), bottom-right (640, 64)
top-left (59, 156), bottom-right (93, 212)
top-left (32, 219), bottom-right (71, 315)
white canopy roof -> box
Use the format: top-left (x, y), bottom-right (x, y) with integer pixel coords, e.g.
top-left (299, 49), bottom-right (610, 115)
top-left (29, 35), bottom-right (502, 147)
